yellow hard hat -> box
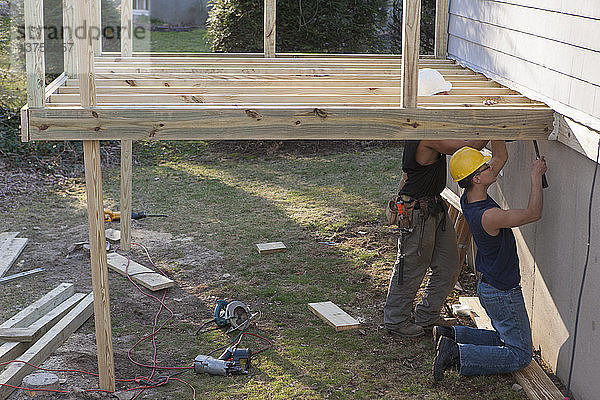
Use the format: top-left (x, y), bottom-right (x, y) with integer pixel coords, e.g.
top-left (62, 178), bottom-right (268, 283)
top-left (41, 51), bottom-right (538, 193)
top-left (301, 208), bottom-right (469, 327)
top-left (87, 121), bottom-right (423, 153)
top-left (449, 147), bottom-right (492, 182)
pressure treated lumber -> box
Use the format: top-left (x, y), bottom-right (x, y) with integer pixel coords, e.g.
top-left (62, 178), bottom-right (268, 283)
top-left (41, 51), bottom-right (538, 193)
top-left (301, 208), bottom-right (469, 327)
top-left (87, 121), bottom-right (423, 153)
top-left (120, 140), bottom-right (132, 251)
top-left (256, 242), bottom-right (287, 254)
top-left (73, 0), bottom-right (96, 108)
top-left (106, 252), bottom-right (174, 291)
top-left (0, 293), bottom-right (86, 342)
top-left (0, 237), bottom-right (29, 278)
top-left (20, 105), bottom-right (29, 142)
top-left (435, 0), bottom-right (450, 58)
top-left (121, 0), bottom-right (132, 57)
top-left (23, 0), bottom-right (45, 108)
top-left (91, 0), bottom-right (101, 56)
top-left (0, 292), bottom-right (94, 400)
top-left (308, 301), bottom-right (360, 331)
top-left (27, 107), bottom-right (553, 141)
top-left (62, 0), bottom-right (76, 77)
top-left (264, 0), bottom-right (276, 57)
top-left (0, 268), bottom-right (46, 284)
top-left (401, 0), bottom-right (421, 108)
top-left (459, 297), bottom-right (564, 400)
top-left (83, 140), bottom-right (115, 392)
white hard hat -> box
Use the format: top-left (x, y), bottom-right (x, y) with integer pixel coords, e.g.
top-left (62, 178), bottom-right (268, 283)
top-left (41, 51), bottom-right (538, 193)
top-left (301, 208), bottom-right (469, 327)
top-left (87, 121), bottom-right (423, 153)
top-left (418, 68), bottom-right (452, 96)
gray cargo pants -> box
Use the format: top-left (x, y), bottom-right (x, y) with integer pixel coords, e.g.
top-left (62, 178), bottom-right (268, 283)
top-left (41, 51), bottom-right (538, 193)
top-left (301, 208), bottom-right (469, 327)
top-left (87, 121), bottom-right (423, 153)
top-left (384, 207), bottom-right (460, 328)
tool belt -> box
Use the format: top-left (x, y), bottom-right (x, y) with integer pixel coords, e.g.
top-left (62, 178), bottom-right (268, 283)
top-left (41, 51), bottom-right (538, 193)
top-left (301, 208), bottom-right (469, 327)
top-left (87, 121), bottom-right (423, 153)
top-left (386, 193), bottom-right (447, 229)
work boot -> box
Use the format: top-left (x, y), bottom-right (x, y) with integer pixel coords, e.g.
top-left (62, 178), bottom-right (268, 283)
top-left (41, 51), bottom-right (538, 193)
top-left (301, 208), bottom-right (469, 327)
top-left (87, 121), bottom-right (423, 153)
top-left (432, 336), bottom-right (460, 381)
top-left (432, 325), bottom-right (455, 347)
top-left (386, 322), bottom-right (425, 338)
top-left (420, 317), bottom-right (457, 333)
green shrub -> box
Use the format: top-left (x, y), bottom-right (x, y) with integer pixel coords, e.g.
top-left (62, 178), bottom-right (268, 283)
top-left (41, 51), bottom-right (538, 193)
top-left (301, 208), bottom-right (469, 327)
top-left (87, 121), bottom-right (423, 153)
top-left (207, 0), bottom-right (390, 53)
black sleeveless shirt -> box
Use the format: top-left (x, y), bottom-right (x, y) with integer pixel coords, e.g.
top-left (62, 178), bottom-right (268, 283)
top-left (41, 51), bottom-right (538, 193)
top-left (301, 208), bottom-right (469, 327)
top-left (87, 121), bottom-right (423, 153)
top-left (399, 140), bottom-right (447, 198)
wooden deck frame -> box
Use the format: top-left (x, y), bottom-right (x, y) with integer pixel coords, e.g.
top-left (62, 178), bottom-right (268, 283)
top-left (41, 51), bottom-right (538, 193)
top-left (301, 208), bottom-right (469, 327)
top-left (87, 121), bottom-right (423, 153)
top-left (19, 0), bottom-right (554, 392)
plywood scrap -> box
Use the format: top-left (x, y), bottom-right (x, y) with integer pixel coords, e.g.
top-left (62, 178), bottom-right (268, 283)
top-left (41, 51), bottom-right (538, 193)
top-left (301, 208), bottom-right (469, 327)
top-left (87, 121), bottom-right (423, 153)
top-left (0, 293), bottom-right (86, 342)
top-left (0, 236), bottom-right (29, 278)
top-left (0, 283), bottom-right (76, 366)
top-left (0, 292), bottom-right (94, 400)
top-left (256, 242), bottom-right (286, 254)
top-left (105, 228), bottom-right (121, 242)
top-left (308, 301), bottom-right (360, 332)
top-left (0, 233), bottom-right (19, 246)
top-left (458, 296), bottom-right (563, 400)
top-left (106, 252), bottom-right (174, 291)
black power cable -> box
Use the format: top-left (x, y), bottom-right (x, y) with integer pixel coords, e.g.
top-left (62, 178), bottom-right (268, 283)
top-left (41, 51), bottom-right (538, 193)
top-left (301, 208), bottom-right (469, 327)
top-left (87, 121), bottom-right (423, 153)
top-left (565, 137), bottom-right (600, 400)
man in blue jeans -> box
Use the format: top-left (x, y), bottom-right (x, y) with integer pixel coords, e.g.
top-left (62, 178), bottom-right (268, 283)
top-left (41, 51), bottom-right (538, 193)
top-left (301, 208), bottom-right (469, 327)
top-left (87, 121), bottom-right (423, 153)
top-left (431, 141), bottom-right (547, 381)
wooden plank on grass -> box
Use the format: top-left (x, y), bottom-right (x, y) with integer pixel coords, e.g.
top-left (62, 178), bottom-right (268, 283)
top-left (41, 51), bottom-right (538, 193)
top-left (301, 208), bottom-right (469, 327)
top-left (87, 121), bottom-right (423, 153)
top-left (307, 301), bottom-right (360, 332)
top-left (458, 296), bottom-right (563, 400)
top-left (106, 252), bottom-right (174, 291)
top-left (256, 242), bottom-right (287, 254)
top-left (0, 293), bottom-right (86, 342)
top-left (0, 283), bottom-right (75, 366)
top-left (0, 238), bottom-right (28, 278)
top-left (0, 292), bottom-right (94, 400)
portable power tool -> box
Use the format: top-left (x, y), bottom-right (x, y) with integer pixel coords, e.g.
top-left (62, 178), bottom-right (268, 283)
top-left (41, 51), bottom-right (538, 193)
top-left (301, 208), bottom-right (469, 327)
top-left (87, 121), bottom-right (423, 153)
top-left (194, 347), bottom-right (252, 376)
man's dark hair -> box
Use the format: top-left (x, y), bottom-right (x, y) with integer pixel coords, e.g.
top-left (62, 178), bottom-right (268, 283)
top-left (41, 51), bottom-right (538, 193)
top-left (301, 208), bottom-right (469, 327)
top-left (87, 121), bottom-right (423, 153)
top-left (458, 170), bottom-right (477, 191)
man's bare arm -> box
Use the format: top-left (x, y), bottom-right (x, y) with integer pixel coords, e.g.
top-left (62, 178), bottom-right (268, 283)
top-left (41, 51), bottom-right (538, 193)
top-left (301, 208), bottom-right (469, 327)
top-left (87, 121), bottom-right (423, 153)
top-left (488, 140), bottom-right (508, 177)
top-left (482, 157), bottom-right (547, 235)
top-left (416, 140), bottom-right (489, 165)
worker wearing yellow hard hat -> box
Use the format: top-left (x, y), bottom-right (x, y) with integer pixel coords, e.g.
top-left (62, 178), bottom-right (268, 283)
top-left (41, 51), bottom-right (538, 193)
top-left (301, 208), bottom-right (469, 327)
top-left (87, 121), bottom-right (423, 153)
top-left (448, 146), bottom-right (492, 184)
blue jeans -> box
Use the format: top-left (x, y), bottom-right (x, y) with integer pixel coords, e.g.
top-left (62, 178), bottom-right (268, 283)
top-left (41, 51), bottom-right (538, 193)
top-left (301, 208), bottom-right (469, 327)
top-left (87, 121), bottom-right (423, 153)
top-left (454, 279), bottom-right (532, 376)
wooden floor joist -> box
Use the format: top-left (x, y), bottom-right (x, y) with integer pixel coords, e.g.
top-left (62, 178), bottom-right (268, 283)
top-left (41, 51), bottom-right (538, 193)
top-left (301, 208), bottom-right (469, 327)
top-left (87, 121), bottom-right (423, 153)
top-left (459, 297), bottom-right (564, 400)
top-left (0, 292), bottom-right (94, 400)
top-left (106, 252), bottom-right (174, 291)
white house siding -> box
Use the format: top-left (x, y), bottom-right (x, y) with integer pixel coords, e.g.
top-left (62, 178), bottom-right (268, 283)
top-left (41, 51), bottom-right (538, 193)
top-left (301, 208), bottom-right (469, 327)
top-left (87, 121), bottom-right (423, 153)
top-left (447, 0), bottom-right (600, 130)
top-left (447, 2), bottom-right (600, 399)
top-left (446, 138), bottom-right (600, 400)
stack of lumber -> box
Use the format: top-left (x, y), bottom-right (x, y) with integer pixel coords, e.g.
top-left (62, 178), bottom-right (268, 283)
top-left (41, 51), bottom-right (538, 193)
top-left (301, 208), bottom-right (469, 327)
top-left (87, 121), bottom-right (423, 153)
top-left (0, 283), bottom-right (94, 400)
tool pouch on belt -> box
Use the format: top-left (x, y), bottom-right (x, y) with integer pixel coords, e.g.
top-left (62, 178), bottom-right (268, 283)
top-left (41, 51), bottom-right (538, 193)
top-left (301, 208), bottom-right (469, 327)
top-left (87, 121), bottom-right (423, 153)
top-left (386, 194), bottom-right (416, 229)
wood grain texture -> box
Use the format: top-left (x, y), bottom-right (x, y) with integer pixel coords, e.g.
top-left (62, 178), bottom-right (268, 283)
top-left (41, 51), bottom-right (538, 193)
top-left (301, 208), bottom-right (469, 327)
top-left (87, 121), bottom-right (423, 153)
top-left (120, 140), bottom-right (132, 251)
top-left (28, 107), bottom-right (553, 141)
top-left (264, 0), bottom-right (276, 57)
top-left (0, 293), bottom-right (94, 400)
top-left (20, 105), bottom-right (29, 142)
top-left (62, 0), bottom-right (76, 77)
top-left (0, 238), bottom-right (29, 278)
top-left (401, 0), bottom-right (421, 108)
top-left (256, 242), bottom-right (286, 254)
top-left (91, 0), bottom-right (101, 56)
top-left (435, 0), bottom-right (449, 58)
top-left (83, 140), bottom-right (115, 392)
top-left (23, 0), bottom-right (45, 108)
top-left (0, 293), bottom-right (86, 342)
top-left (307, 302), bottom-right (360, 331)
top-left (73, 0), bottom-right (96, 107)
top-left (121, 0), bottom-right (132, 57)
top-left (459, 297), bottom-right (564, 400)
top-left (106, 253), bottom-right (174, 291)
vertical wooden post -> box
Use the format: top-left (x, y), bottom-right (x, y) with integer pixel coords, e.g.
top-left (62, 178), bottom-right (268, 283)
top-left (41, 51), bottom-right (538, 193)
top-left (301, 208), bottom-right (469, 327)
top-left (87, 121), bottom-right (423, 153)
top-left (264, 0), bottom-right (276, 57)
top-left (24, 0), bottom-right (45, 108)
top-left (121, 0), bottom-right (133, 57)
top-left (91, 0), bottom-right (102, 55)
top-left (63, 0), bottom-right (76, 78)
top-left (120, 0), bottom-right (134, 251)
top-left (401, 0), bottom-right (421, 108)
top-left (120, 140), bottom-right (132, 251)
top-left (434, 0), bottom-right (449, 59)
top-left (73, 0), bottom-right (116, 392)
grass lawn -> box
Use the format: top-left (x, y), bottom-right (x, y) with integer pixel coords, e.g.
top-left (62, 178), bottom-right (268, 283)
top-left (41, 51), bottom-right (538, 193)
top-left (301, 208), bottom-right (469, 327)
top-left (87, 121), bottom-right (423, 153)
top-left (0, 142), bottom-right (527, 400)
top-left (135, 28), bottom-right (212, 53)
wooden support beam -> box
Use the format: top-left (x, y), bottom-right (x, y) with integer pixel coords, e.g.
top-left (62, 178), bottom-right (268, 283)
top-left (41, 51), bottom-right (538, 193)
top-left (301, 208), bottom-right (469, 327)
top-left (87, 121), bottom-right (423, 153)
top-left (45, 72), bottom-right (68, 100)
top-left (20, 105), bottom-right (29, 142)
top-left (83, 140), bottom-right (115, 392)
top-left (121, 0), bottom-right (133, 57)
top-left (120, 140), bottom-right (132, 251)
top-left (0, 293), bottom-right (94, 400)
top-left (63, 0), bottom-right (77, 77)
top-left (264, 0), bottom-right (276, 57)
top-left (0, 293), bottom-right (86, 342)
top-left (28, 107), bottom-right (554, 141)
top-left (91, 0), bottom-right (102, 55)
top-left (73, 0), bottom-right (97, 108)
top-left (23, 0), bottom-right (45, 108)
top-left (401, 0), bottom-right (421, 108)
top-left (435, 0), bottom-right (449, 59)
